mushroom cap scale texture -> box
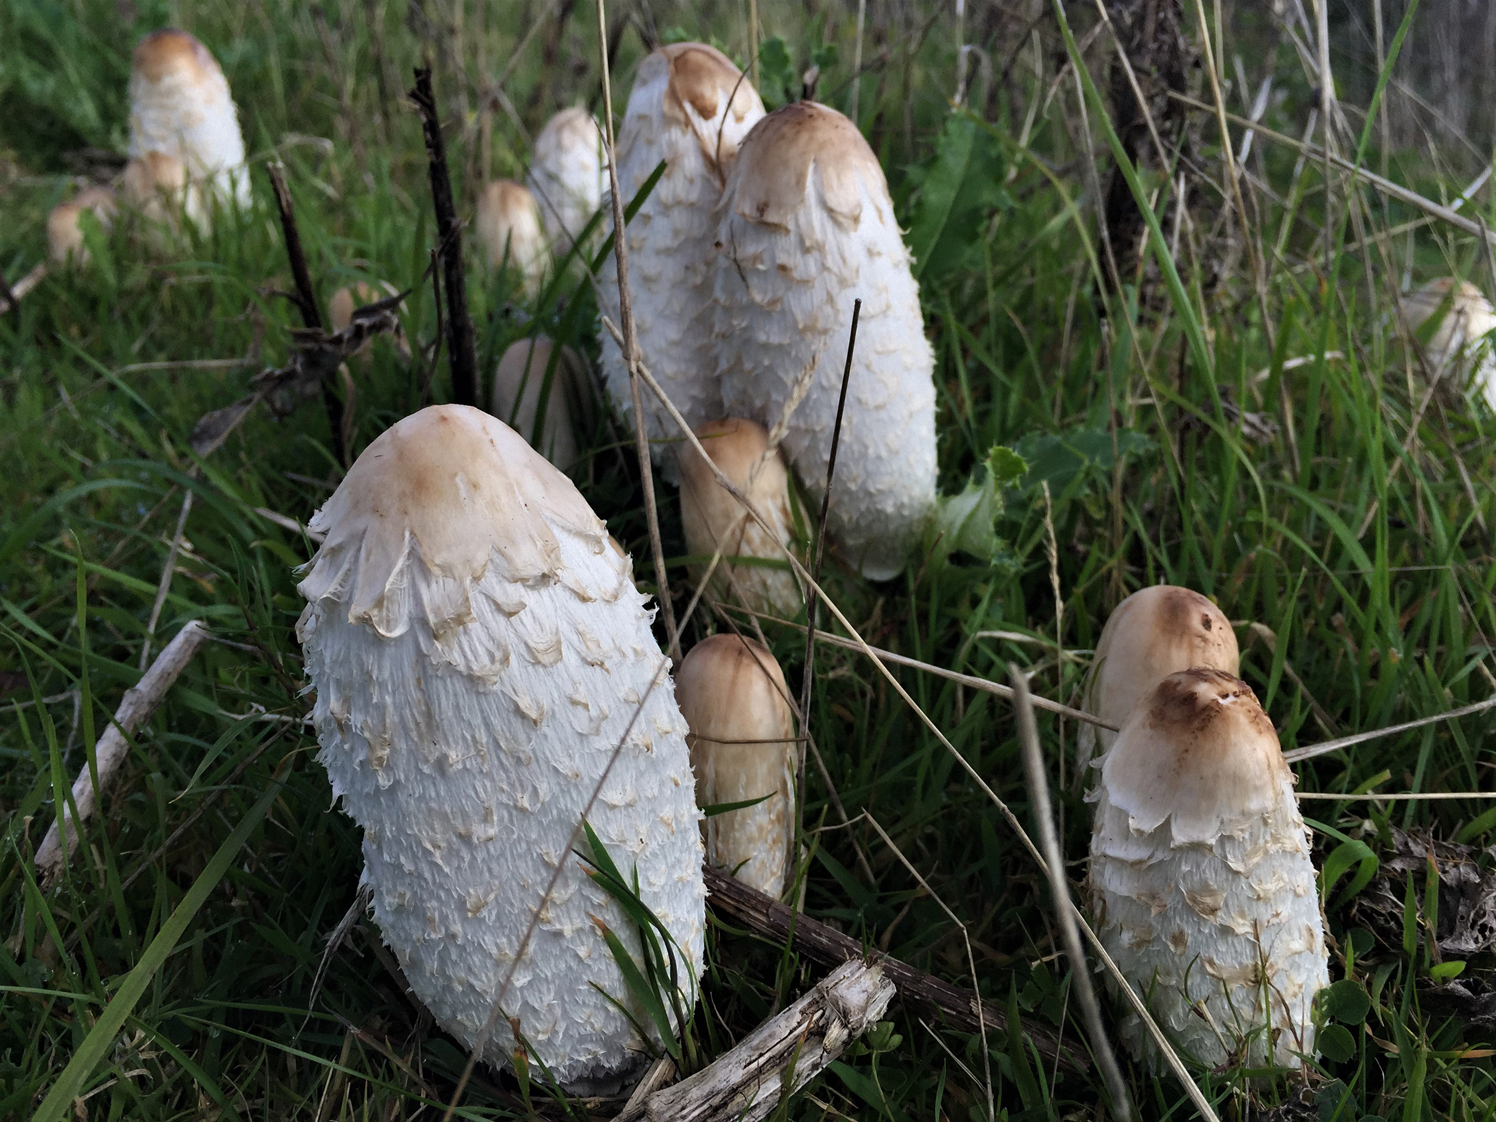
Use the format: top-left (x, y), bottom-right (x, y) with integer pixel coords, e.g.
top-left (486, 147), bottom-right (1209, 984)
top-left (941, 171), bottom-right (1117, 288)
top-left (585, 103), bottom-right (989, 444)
top-left (712, 102), bottom-right (937, 581)
top-left (476, 180), bottom-right (550, 298)
top-left (128, 29), bottom-right (250, 219)
top-left (599, 43), bottom-right (766, 462)
top-left (678, 418), bottom-right (802, 619)
top-left (528, 108), bottom-right (608, 255)
top-left (297, 407), bottom-right (705, 1089)
top-left (1088, 668), bottom-right (1328, 1071)
top-left (675, 635), bottom-right (797, 897)
top-left (1077, 584), bottom-right (1239, 773)
top-left (1401, 277), bottom-right (1496, 409)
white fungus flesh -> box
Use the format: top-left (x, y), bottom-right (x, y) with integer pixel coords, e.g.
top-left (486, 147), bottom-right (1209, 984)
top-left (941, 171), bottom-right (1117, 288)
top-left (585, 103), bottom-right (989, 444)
top-left (296, 405), bottom-right (705, 1091)
top-left (47, 188), bottom-right (118, 266)
top-left (128, 29), bottom-right (251, 226)
top-left (1401, 277), bottom-right (1496, 410)
top-left (600, 43), bottom-right (765, 457)
top-left (528, 108), bottom-right (607, 256)
top-left (1077, 584), bottom-right (1239, 774)
top-left (1088, 668), bottom-right (1328, 1071)
top-left (675, 634), bottom-right (797, 898)
top-left (491, 336), bottom-right (595, 471)
top-left (476, 179), bottom-right (550, 298)
top-left (678, 418), bottom-right (802, 619)
top-left (713, 102), bottom-right (937, 581)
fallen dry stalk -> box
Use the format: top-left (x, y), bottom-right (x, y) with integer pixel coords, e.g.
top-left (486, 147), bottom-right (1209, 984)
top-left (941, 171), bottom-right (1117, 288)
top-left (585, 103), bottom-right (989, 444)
top-left (35, 620), bottom-right (211, 883)
top-left (703, 865), bottom-right (1088, 1075)
top-left (613, 959), bottom-right (894, 1122)
top-left (0, 262), bottom-right (47, 317)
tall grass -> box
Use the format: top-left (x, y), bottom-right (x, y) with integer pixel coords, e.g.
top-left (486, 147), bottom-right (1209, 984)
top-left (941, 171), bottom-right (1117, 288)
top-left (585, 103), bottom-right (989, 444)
top-left (3, 0), bottom-right (1496, 1118)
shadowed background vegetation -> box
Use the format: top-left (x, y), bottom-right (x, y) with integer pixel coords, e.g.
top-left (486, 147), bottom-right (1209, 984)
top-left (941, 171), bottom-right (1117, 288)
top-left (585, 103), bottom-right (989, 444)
top-left (4, 0), bottom-right (1496, 1118)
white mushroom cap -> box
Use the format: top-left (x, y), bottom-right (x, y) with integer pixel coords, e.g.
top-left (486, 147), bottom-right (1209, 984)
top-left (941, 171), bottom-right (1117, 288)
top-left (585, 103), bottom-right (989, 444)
top-left (675, 634), bottom-right (797, 897)
top-left (491, 336), bottom-right (596, 470)
top-left (528, 107), bottom-right (607, 256)
top-left (476, 179), bottom-right (550, 298)
top-left (1077, 584), bottom-right (1239, 773)
top-left (678, 418), bottom-right (802, 618)
top-left (1402, 277), bottom-right (1496, 409)
top-left (47, 187), bottom-right (118, 266)
top-left (296, 405), bottom-right (705, 1089)
top-left (128, 29), bottom-right (251, 224)
top-left (1089, 668), bottom-right (1328, 1070)
top-left (712, 102), bottom-right (937, 581)
top-left (599, 43), bottom-right (766, 459)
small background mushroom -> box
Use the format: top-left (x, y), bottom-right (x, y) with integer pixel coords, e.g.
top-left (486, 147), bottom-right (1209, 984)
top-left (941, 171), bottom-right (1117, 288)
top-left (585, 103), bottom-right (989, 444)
top-left (1401, 277), bottom-right (1496, 408)
top-left (128, 29), bottom-right (251, 226)
top-left (475, 178), bottom-right (549, 297)
top-left (678, 418), bottom-right (802, 619)
top-left (491, 335), bottom-right (596, 471)
top-left (528, 107), bottom-right (607, 257)
top-left (1088, 668), bottom-right (1328, 1071)
top-left (47, 188), bottom-right (117, 266)
top-left (675, 634), bottom-right (798, 898)
top-left (712, 102), bottom-right (937, 581)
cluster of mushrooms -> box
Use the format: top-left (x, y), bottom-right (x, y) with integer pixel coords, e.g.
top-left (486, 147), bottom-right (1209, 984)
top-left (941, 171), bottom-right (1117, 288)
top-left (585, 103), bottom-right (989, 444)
top-left (51, 25), bottom-right (1496, 1100)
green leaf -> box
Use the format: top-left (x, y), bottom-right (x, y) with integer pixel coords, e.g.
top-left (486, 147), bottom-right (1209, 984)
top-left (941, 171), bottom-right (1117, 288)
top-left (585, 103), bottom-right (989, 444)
top-left (1323, 979), bottom-right (1371, 1025)
top-left (757, 36), bottom-right (794, 108)
top-left (1012, 428), bottom-right (1153, 496)
top-left (927, 444), bottom-right (1026, 564)
top-left (591, 916), bottom-right (680, 1063)
top-left (32, 776), bottom-right (285, 1122)
top-left (1318, 1023), bottom-right (1357, 1064)
top-left (1428, 960), bottom-right (1465, 981)
top-left (906, 111), bottom-right (1008, 281)
top-left (701, 792), bottom-right (774, 817)
top-left (1319, 839), bottom-right (1379, 911)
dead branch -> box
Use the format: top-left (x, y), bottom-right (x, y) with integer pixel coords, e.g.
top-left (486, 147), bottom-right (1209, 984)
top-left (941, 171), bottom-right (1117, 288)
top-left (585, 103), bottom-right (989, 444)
top-left (0, 262), bottom-right (47, 318)
top-left (703, 866), bottom-right (1089, 1075)
top-left (411, 65), bottom-right (479, 408)
top-left (614, 959), bottom-right (894, 1122)
top-left (35, 620), bottom-right (212, 884)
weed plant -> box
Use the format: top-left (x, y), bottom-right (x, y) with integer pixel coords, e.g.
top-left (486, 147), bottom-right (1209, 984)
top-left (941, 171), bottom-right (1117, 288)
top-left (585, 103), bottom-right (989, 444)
top-left (3, 0), bottom-right (1496, 1118)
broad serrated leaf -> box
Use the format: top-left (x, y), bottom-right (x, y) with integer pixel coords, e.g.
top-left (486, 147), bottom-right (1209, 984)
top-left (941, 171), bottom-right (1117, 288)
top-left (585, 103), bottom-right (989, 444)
top-left (906, 111), bottom-right (1008, 281)
top-left (928, 444), bottom-right (1027, 564)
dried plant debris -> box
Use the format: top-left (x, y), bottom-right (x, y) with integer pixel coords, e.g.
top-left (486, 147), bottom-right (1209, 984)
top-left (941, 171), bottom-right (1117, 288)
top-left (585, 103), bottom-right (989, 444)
top-left (1351, 827), bottom-right (1496, 960)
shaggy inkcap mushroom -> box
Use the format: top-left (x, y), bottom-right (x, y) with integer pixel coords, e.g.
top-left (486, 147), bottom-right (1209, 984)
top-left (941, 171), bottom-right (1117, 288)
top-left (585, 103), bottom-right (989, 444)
top-left (675, 634), bottom-right (797, 898)
top-left (128, 29), bottom-right (251, 226)
top-left (1401, 278), bottom-right (1496, 409)
top-left (528, 108), bottom-right (607, 256)
top-left (47, 188), bottom-right (118, 266)
top-left (1088, 668), bottom-right (1328, 1071)
top-left (678, 418), bottom-right (802, 618)
top-left (296, 405), bottom-right (705, 1091)
top-left (600, 43), bottom-right (766, 455)
top-left (1076, 584), bottom-right (1239, 774)
top-left (713, 102), bottom-right (937, 581)
top-left (491, 336), bottom-right (596, 471)
top-left (476, 179), bottom-right (550, 298)
top-left (121, 150), bottom-right (190, 239)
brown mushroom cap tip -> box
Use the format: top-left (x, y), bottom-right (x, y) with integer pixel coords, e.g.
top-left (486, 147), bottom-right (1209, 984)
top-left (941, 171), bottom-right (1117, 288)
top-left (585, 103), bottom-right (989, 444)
top-left (132, 28), bottom-right (219, 83)
top-left (1101, 667), bottom-right (1291, 843)
top-left (729, 101), bottom-right (883, 229)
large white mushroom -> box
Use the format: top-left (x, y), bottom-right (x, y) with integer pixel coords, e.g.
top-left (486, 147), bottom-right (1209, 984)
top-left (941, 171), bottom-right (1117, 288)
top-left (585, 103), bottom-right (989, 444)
top-left (128, 29), bottom-right (251, 225)
top-left (296, 405), bottom-right (704, 1090)
top-left (1088, 668), bottom-right (1328, 1071)
top-left (678, 418), bottom-right (802, 618)
top-left (491, 335), bottom-right (595, 471)
top-left (1076, 584), bottom-right (1239, 775)
top-left (600, 43), bottom-right (765, 453)
top-left (1401, 277), bottom-right (1496, 410)
top-left (476, 179), bottom-right (550, 298)
top-left (674, 634), bottom-right (797, 898)
top-left (713, 102), bottom-right (937, 581)
top-left (528, 107), bottom-right (607, 257)
top-left (47, 188), bottom-right (118, 266)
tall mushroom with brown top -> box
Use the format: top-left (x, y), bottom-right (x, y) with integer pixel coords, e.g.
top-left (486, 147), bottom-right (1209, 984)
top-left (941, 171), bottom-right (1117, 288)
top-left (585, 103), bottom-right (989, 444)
top-left (128, 29), bottom-right (250, 226)
top-left (1088, 668), bottom-right (1328, 1071)
top-left (296, 405), bottom-right (704, 1091)
top-left (476, 179), bottom-right (550, 298)
top-left (678, 418), bottom-right (802, 618)
top-left (712, 102), bottom-right (937, 580)
top-left (600, 43), bottom-right (765, 453)
top-left (1076, 585), bottom-right (1239, 775)
top-left (528, 107), bottom-right (607, 256)
top-left (675, 634), bottom-right (797, 898)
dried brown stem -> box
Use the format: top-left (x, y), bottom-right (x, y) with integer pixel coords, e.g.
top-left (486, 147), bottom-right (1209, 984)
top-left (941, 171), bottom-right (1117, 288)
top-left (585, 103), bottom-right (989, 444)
top-left (411, 65), bottom-right (479, 408)
top-left (704, 866), bottom-right (1089, 1075)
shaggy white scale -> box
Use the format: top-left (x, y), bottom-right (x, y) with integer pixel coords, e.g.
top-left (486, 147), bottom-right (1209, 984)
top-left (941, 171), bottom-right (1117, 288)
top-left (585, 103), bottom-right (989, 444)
top-left (297, 407), bottom-right (705, 1091)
